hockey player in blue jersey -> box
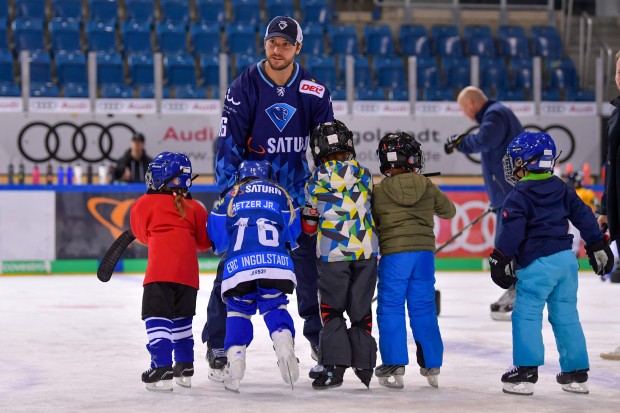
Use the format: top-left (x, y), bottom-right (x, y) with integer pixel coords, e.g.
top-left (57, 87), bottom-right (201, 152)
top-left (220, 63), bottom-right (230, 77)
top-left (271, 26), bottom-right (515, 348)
top-left (490, 131), bottom-right (614, 396)
top-left (203, 15), bottom-right (335, 379)
top-left (208, 160), bottom-right (302, 392)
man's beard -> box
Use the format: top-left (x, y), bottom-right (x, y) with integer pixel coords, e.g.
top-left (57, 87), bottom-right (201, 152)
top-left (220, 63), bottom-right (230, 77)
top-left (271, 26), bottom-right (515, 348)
top-left (267, 55), bottom-right (294, 71)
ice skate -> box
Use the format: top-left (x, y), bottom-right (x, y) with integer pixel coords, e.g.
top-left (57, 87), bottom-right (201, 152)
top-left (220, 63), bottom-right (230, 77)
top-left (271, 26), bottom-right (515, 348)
top-left (353, 368), bottom-right (373, 388)
top-left (142, 366), bottom-right (174, 392)
top-left (557, 369), bottom-right (589, 394)
top-left (420, 367), bottom-right (440, 388)
top-left (600, 346), bottom-right (620, 361)
top-left (172, 362), bottom-right (193, 388)
top-left (206, 344), bottom-right (227, 383)
top-left (309, 364), bottom-right (325, 379)
top-left (223, 345), bottom-right (246, 393)
top-left (375, 364), bottom-right (405, 389)
top-left (272, 328), bottom-right (299, 387)
top-left (501, 366), bottom-right (538, 396)
top-left (312, 365), bottom-right (346, 390)
top-left (311, 345), bottom-right (319, 362)
top-left (490, 284), bottom-right (515, 321)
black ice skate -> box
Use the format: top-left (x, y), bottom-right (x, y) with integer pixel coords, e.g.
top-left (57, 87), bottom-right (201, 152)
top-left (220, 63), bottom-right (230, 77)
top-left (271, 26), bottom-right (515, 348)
top-left (375, 364), bottom-right (405, 389)
top-left (557, 369), bottom-right (589, 394)
top-left (490, 284), bottom-right (515, 321)
top-left (142, 366), bottom-right (174, 392)
top-left (353, 368), bottom-right (373, 388)
top-left (173, 362), bottom-right (194, 388)
top-left (309, 364), bottom-right (325, 379)
top-left (206, 343), bottom-right (227, 383)
top-left (312, 365), bottom-right (346, 390)
top-left (501, 366), bottom-right (538, 396)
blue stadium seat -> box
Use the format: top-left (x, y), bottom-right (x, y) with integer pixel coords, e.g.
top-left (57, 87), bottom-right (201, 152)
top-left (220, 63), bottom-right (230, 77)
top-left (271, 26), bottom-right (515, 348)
top-left (532, 32), bottom-right (562, 59)
top-left (328, 25), bottom-right (359, 55)
top-left (89, 0), bottom-right (118, 23)
top-left (336, 55), bottom-right (371, 87)
top-left (300, 0), bottom-right (329, 27)
top-left (497, 25), bottom-right (527, 40)
top-left (388, 87), bottom-right (410, 101)
top-left (0, 18), bottom-right (7, 50)
top-left (160, 0), bottom-right (190, 24)
top-left (0, 82), bottom-right (20, 96)
top-left (164, 53), bottom-right (196, 86)
top-left (510, 58), bottom-right (533, 89)
top-left (125, 0), bottom-right (155, 24)
top-left (174, 84), bottom-right (207, 99)
top-left (374, 56), bottom-right (405, 88)
top-left (302, 24), bottom-right (326, 56)
top-left (547, 58), bottom-right (577, 90)
top-left (97, 52), bottom-right (124, 85)
top-left (0, 0), bottom-right (7, 19)
top-left (121, 20), bottom-right (153, 54)
top-left (363, 25), bottom-right (395, 56)
top-left (330, 86), bottom-right (345, 100)
top-left (399, 25), bottom-right (430, 56)
top-left (195, 0), bottom-right (226, 28)
top-left (52, 0), bottom-right (83, 21)
top-left (56, 52), bottom-right (87, 85)
top-left (23, 50), bottom-right (52, 83)
top-left (531, 25), bottom-right (561, 39)
top-left (12, 18), bottom-right (45, 52)
top-left (0, 49), bottom-right (12, 82)
top-left (480, 58), bottom-right (508, 89)
top-left (30, 83), bottom-right (60, 97)
top-left (86, 20), bottom-right (117, 53)
top-left (442, 57), bottom-right (470, 89)
top-left (15, 0), bottom-right (46, 19)
top-left (226, 24), bottom-right (257, 55)
top-left (128, 53), bottom-right (154, 85)
top-left (64, 82), bottom-right (89, 97)
top-left (101, 83), bottom-right (134, 98)
top-left (423, 87), bottom-right (454, 101)
top-left (234, 54), bottom-right (261, 77)
top-left (498, 35), bottom-right (530, 58)
top-left (157, 21), bottom-right (187, 55)
top-left (190, 22), bottom-right (221, 55)
top-left (435, 35), bottom-right (463, 58)
top-left (463, 25), bottom-right (492, 39)
top-left (199, 54), bottom-right (221, 86)
top-left (565, 88), bottom-right (594, 101)
top-left (467, 36), bottom-right (495, 57)
top-left (137, 84), bottom-right (171, 98)
top-left (496, 87), bottom-right (526, 101)
top-left (49, 18), bottom-right (82, 53)
top-left (231, 0), bottom-right (261, 27)
top-left (356, 87), bottom-right (385, 101)
top-left (305, 55), bottom-right (336, 89)
top-left (265, 0), bottom-right (296, 23)
top-left (431, 24), bottom-right (459, 39)
top-left (542, 88), bottom-right (561, 101)
top-left (417, 61), bottom-right (439, 89)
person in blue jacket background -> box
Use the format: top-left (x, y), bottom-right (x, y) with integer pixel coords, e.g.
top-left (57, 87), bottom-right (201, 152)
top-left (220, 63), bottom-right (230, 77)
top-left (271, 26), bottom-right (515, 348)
top-left (444, 86), bottom-right (524, 321)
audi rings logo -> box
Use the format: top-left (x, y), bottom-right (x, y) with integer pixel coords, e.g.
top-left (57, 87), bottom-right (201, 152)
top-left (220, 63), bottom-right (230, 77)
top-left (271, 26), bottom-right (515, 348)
top-left (18, 121), bottom-right (136, 163)
top-left (434, 201), bottom-right (496, 253)
top-left (461, 124), bottom-right (576, 165)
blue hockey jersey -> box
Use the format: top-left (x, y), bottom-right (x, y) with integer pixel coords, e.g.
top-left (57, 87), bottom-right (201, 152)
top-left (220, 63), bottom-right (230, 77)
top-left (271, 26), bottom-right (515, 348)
top-left (208, 179), bottom-right (302, 296)
top-left (215, 60), bottom-right (335, 208)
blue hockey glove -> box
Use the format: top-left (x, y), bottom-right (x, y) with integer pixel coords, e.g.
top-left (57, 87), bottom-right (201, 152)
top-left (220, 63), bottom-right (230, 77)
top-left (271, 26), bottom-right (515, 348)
top-left (585, 235), bottom-right (614, 275)
top-left (444, 134), bottom-right (465, 155)
top-left (489, 249), bottom-right (515, 289)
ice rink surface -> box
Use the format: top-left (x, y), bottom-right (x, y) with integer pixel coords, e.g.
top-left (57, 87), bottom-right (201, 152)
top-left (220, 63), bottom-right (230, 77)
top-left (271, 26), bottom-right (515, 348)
top-left (1, 271), bottom-right (619, 413)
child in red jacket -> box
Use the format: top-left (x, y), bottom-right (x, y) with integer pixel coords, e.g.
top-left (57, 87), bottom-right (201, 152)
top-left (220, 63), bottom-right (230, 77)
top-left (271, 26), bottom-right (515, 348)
top-left (130, 152), bottom-right (211, 392)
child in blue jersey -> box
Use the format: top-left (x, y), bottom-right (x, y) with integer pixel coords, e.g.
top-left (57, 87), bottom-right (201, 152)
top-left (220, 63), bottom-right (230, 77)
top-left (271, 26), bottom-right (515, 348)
top-left (490, 131), bottom-right (614, 396)
top-left (304, 120), bottom-right (379, 390)
top-left (208, 160), bottom-right (301, 392)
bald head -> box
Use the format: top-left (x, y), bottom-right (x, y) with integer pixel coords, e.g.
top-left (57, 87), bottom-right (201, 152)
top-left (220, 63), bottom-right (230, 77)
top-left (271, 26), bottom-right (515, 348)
top-left (457, 86), bottom-right (489, 122)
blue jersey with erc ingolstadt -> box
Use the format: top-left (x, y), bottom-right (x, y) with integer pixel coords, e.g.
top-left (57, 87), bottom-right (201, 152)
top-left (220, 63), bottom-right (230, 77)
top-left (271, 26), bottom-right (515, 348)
top-left (215, 60), bottom-right (335, 209)
top-left (207, 179), bottom-right (302, 297)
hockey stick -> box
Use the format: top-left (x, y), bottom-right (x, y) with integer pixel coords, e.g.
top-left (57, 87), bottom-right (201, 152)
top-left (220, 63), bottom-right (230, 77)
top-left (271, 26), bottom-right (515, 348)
top-left (97, 229), bottom-right (136, 282)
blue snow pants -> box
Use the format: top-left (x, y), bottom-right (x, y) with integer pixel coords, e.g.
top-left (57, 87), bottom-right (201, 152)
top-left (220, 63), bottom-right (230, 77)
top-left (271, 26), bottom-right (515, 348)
top-left (376, 250), bottom-right (443, 368)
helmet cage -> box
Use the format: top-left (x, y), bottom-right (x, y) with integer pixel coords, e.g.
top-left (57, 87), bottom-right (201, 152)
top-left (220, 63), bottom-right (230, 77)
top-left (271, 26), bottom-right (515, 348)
top-left (503, 131), bottom-right (556, 186)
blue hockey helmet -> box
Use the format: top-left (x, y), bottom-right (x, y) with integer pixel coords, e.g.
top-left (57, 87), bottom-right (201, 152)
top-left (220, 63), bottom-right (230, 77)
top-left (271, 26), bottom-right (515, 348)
top-left (236, 160), bottom-right (274, 183)
top-left (503, 131), bottom-right (556, 185)
top-left (146, 152), bottom-right (193, 190)
top-left (377, 132), bottom-right (424, 176)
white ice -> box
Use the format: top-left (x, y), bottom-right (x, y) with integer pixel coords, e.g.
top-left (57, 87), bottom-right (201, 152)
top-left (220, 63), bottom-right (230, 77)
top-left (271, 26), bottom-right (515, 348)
top-left (1, 271), bottom-right (620, 413)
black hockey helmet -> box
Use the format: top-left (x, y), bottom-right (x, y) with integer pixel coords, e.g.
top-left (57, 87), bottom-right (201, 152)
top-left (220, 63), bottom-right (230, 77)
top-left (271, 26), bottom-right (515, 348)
top-left (310, 120), bottom-right (356, 166)
top-left (377, 132), bottom-right (424, 176)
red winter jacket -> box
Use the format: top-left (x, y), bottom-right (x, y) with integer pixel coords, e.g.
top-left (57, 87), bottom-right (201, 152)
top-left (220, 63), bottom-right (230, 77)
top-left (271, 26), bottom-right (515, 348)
top-left (130, 192), bottom-right (211, 289)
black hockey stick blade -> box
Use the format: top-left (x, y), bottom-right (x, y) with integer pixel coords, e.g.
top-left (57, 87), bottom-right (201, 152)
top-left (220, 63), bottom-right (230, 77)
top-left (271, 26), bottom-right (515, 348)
top-left (97, 230), bottom-right (136, 282)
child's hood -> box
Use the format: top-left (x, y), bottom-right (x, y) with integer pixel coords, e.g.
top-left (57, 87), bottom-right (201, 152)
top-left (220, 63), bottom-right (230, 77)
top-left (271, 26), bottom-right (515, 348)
top-left (380, 172), bottom-right (428, 206)
top-left (515, 174), bottom-right (566, 199)
top-left (314, 160), bottom-right (369, 191)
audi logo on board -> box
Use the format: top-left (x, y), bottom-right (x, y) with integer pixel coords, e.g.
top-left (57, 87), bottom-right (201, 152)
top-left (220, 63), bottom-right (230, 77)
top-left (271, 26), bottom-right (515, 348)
top-left (18, 121), bottom-right (136, 163)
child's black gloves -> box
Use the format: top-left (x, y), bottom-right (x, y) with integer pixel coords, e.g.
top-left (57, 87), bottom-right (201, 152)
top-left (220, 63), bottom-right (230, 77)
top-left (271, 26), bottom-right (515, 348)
top-left (489, 249), bottom-right (515, 289)
top-left (585, 235), bottom-right (614, 275)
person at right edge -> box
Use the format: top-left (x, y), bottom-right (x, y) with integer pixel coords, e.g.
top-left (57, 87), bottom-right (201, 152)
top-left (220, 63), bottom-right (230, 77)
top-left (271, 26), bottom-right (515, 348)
top-left (596, 50), bottom-right (620, 361)
top-left (490, 131), bottom-right (613, 396)
top-left (444, 86), bottom-right (523, 321)
top-left (373, 132), bottom-right (456, 390)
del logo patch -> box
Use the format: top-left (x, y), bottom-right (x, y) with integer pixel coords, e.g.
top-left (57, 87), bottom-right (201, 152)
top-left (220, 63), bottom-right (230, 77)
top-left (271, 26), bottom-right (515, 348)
top-left (299, 80), bottom-right (325, 98)
top-left (265, 103), bottom-right (297, 132)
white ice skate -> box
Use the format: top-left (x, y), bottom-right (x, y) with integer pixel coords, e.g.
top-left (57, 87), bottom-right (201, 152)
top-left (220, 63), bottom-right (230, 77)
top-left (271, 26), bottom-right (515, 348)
top-left (600, 346), bottom-right (620, 361)
top-left (420, 367), bottom-right (440, 388)
top-left (490, 285), bottom-right (515, 322)
top-left (375, 364), bottom-right (405, 389)
top-left (272, 329), bottom-right (299, 388)
top-left (223, 345), bottom-right (246, 393)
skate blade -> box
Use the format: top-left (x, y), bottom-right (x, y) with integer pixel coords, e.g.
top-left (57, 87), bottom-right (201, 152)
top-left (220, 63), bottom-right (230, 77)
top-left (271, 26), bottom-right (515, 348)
top-left (600, 353), bottom-right (620, 361)
top-left (377, 375), bottom-right (404, 389)
top-left (426, 375), bottom-right (439, 388)
top-left (561, 383), bottom-right (589, 394)
top-left (491, 311), bottom-right (512, 321)
top-left (175, 376), bottom-right (191, 388)
top-left (145, 380), bottom-right (173, 392)
top-left (312, 382), bottom-right (343, 390)
top-left (502, 382), bottom-right (534, 395)
top-left (224, 379), bottom-right (240, 393)
top-left (278, 357), bottom-right (299, 385)
top-left (208, 368), bottom-right (225, 383)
